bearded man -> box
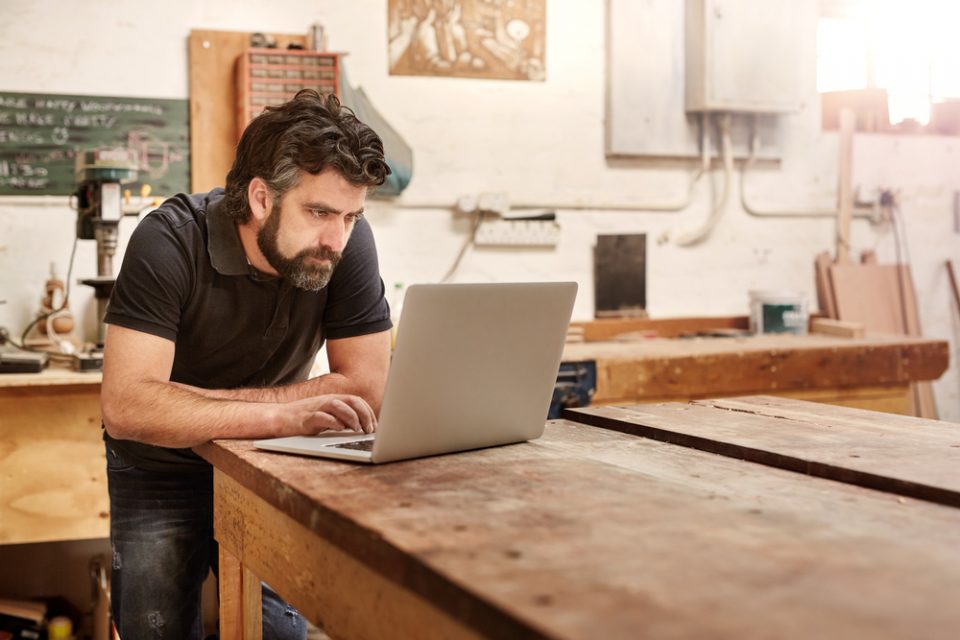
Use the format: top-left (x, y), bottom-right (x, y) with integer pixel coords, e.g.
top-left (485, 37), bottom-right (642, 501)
top-left (100, 90), bottom-right (392, 639)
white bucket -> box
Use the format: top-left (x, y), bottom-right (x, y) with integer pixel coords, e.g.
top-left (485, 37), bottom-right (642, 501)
top-left (749, 290), bottom-right (808, 335)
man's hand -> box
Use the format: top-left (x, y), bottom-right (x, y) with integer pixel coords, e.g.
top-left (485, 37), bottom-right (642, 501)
top-left (102, 325), bottom-right (389, 448)
top-left (281, 394), bottom-right (378, 435)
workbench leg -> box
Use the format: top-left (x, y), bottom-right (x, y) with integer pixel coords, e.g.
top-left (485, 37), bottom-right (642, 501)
top-left (219, 545), bottom-right (263, 640)
top-left (243, 566), bottom-right (264, 640)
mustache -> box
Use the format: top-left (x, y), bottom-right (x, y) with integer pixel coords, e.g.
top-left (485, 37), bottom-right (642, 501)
top-left (297, 245), bottom-right (342, 266)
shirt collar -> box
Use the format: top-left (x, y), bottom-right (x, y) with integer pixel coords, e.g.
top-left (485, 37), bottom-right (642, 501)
top-left (206, 195), bottom-right (253, 277)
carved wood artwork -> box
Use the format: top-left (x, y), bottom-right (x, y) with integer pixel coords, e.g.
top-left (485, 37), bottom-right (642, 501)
top-left (388, 0), bottom-right (546, 81)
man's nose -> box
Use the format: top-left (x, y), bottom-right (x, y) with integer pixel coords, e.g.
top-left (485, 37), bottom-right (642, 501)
top-left (318, 218), bottom-right (348, 253)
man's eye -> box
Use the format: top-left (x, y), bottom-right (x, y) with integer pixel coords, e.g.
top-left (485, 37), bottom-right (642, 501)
top-left (310, 209), bottom-right (328, 218)
top-left (346, 213), bottom-right (363, 223)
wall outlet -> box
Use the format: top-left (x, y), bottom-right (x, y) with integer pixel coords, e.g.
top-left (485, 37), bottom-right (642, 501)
top-left (474, 219), bottom-right (561, 247)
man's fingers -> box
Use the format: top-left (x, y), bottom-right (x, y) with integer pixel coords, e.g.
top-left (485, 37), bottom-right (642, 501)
top-left (340, 395), bottom-right (377, 433)
top-left (290, 394), bottom-right (377, 435)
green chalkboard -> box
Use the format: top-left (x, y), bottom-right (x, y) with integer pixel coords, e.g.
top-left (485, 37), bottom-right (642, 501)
top-left (0, 91), bottom-right (190, 196)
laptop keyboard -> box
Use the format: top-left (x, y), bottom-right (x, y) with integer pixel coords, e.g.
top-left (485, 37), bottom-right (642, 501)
top-left (331, 439), bottom-right (375, 452)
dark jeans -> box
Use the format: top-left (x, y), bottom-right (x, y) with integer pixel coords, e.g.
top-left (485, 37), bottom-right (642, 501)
top-left (106, 443), bottom-right (307, 640)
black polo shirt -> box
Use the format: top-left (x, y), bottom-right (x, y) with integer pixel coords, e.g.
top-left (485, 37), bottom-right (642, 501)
top-left (103, 189), bottom-right (392, 471)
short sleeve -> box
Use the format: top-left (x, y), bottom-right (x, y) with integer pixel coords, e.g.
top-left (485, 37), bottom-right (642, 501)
top-left (322, 216), bottom-right (392, 340)
top-left (103, 212), bottom-right (195, 342)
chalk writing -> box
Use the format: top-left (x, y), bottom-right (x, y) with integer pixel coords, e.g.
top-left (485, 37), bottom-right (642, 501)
top-left (0, 90), bottom-right (189, 196)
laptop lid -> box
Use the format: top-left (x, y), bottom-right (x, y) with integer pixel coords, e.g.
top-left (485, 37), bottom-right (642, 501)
top-left (254, 281), bottom-right (577, 463)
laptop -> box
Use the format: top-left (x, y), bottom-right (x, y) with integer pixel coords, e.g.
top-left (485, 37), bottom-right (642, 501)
top-left (254, 281), bottom-right (577, 463)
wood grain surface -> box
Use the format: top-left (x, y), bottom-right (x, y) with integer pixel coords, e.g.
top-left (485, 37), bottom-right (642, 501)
top-left (197, 419), bottom-right (960, 639)
top-left (0, 383), bottom-right (107, 544)
top-left (561, 332), bottom-right (948, 405)
top-left (567, 396), bottom-right (960, 507)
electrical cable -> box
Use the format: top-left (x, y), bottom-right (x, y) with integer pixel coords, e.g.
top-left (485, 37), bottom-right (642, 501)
top-left (887, 192), bottom-right (914, 334)
top-left (14, 234), bottom-right (80, 361)
top-left (440, 209), bottom-right (486, 283)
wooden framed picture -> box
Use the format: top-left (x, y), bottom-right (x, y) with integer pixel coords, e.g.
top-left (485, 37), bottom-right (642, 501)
top-left (388, 0), bottom-right (546, 81)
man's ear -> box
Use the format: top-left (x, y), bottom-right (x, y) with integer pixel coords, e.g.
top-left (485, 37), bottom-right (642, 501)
top-left (247, 177), bottom-right (271, 222)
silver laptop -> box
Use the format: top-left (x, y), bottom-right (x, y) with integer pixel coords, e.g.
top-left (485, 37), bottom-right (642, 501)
top-left (254, 281), bottom-right (577, 463)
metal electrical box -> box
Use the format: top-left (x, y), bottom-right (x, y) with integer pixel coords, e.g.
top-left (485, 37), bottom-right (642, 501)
top-left (685, 0), bottom-right (803, 113)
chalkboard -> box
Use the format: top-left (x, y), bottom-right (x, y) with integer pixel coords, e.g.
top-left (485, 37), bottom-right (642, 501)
top-left (0, 91), bottom-right (190, 196)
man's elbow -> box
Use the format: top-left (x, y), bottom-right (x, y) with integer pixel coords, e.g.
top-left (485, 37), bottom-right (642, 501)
top-left (101, 395), bottom-right (137, 441)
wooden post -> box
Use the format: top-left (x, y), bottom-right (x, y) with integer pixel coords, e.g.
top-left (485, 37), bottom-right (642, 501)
top-left (948, 260), bottom-right (960, 315)
top-left (218, 546), bottom-right (263, 640)
top-left (836, 109), bottom-right (855, 264)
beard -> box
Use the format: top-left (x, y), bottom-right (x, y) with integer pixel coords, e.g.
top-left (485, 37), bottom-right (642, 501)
top-left (256, 205), bottom-right (342, 292)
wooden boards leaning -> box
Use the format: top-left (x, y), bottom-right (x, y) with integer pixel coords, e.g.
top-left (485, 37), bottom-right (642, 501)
top-left (829, 262), bottom-right (937, 417)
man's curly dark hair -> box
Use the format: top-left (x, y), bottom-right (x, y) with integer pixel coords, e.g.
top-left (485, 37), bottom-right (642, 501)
top-left (222, 89), bottom-right (391, 222)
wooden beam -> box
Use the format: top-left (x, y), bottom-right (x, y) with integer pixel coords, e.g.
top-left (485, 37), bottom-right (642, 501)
top-left (212, 470), bottom-right (485, 640)
top-left (562, 334), bottom-right (949, 405)
top-left (947, 260), bottom-right (960, 315)
top-left (814, 251), bottom-right (838, 317)
top-left (810, 317), bottom-right (865, 339)
top-left (836, 109), bottom-right (855, 264)
top-left (218, 546), bottom-right (244, 640)
top-left (569, 316), bottom-right (749, 341)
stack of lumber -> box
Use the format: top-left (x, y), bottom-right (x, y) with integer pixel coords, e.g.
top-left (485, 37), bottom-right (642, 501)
top-left (813, 108), bottom-right (937, 418)
top-left (815, 251), bottom-right (937, 418)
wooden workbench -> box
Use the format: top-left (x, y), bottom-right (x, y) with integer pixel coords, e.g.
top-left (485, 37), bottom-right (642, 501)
top-left (0, 368), bottom-right (107, 544)
top-left (196, 397), bottom-right (960, 639)
top-left (562, 332), bottom-right (948, 414)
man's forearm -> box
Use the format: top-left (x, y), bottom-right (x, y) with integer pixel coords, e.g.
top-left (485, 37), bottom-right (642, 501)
top-left (103, 380), bottom-right (290, 448)
top-left (178, 373), bottom-right (374, 406)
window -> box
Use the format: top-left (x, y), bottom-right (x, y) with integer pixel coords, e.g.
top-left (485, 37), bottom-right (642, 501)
top-left (817, 0), bottom-right (960, 132)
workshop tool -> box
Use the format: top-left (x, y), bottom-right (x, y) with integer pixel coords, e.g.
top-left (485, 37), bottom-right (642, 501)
top-left (74, 147), bottom-right (138, 343)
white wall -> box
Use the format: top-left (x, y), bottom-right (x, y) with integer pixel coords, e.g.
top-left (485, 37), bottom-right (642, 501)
top-left (0, 0), bottom-right (957, 419)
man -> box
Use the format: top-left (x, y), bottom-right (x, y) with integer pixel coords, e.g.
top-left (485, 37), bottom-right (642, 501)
top-left (100, 90), bottom-right (393, 639)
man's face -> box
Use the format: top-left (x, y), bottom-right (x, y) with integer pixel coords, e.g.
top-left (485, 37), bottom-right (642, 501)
top-left (256, 167), bottom-right (367, 291)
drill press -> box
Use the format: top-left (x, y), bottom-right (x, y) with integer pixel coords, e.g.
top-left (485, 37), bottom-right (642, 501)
top-left (74, 147), bottom-right (139, 345)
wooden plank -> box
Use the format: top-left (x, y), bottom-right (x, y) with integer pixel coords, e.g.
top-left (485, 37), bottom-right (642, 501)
top-left (810, 317), bottom-right (864, 339)
top-left (200, 424), bottom-right (960, 640)
top-left (562, 333), bottom-right (948, 405)
top-left (898, 264), bottom-right (938, 418)
top-left (188, 30), bottom-right (306, 192)
top-left (219, 545), bottom-right (243, 640)
top-left (0, 367), bottom-right (100, 388)
top-left (775, 384), bottom-right (912, 415)
top-left (0, 384), bottom-right (108, 544)
top-left (830, 262), bottom-right (937, 418)
top-left (213, 471), bottom-right (485, 640)
top-left (566, 396), bottom-right (960, 507)
top-left (242, 566), bottom-right (263, 640)
top-left (948, 260), bottom-right (960, 315)
top-left (568, 315), bottom-right (748, 341)
top-left (836, 109), bottom-right (855, 263)
top-left (829, 263), bottom-right (905, 334)
top-left (814, 251), bottom-right (837, 317)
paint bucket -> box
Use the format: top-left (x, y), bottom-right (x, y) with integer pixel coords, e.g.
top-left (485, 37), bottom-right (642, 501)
top-left (749, 290), bottom-right (808, 335)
